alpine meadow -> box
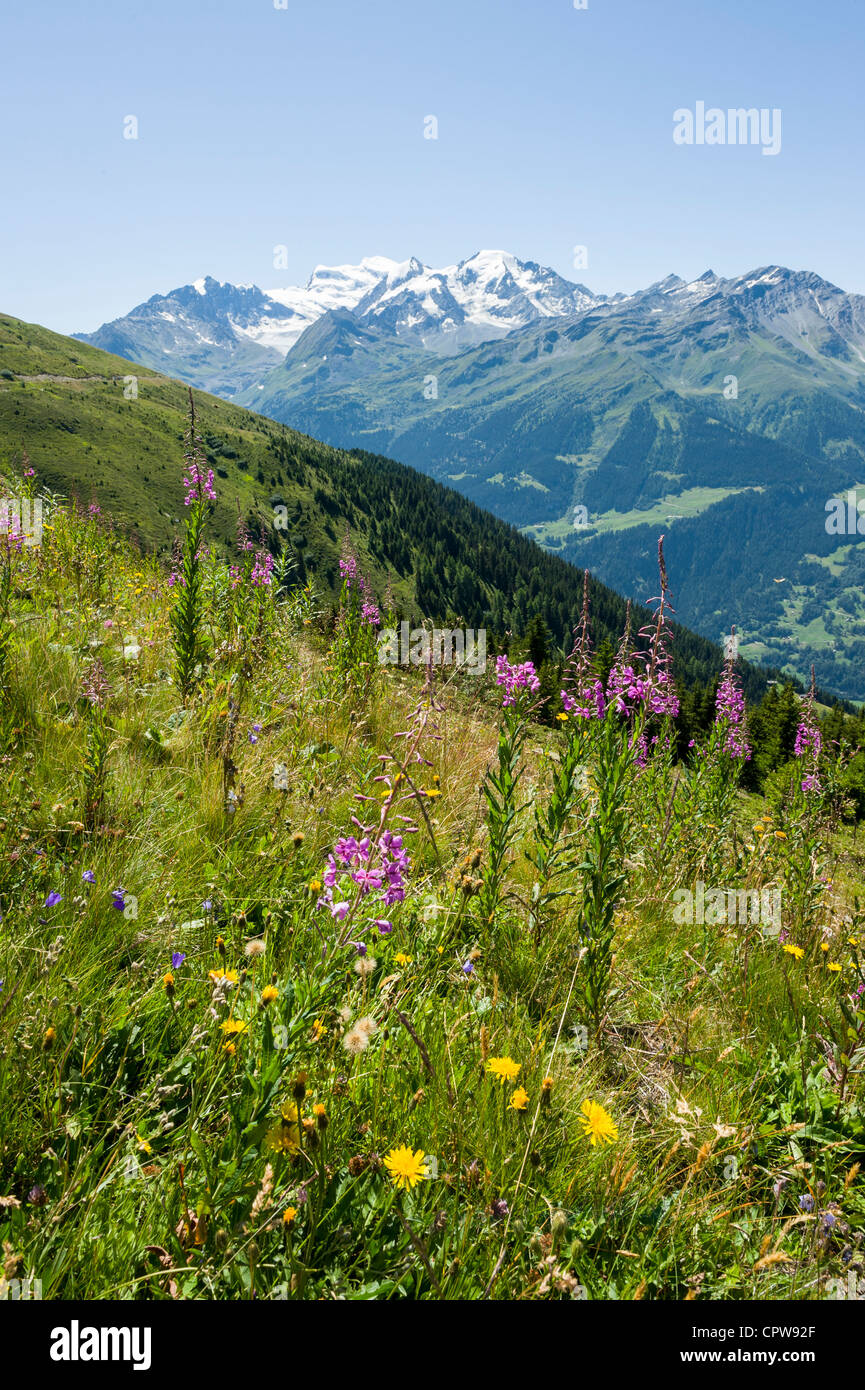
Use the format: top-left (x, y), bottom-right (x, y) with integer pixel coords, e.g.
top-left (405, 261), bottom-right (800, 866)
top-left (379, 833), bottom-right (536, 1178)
top-left (2, 0), bottom-right (865, 1342)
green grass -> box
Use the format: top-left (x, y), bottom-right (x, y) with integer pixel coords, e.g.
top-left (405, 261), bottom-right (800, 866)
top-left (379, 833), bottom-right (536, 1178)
top-left (0, 493), bottom-right (863, 1302)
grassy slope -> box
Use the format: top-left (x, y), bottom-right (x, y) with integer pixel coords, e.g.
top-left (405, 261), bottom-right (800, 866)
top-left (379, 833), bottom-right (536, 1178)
top-left (0, 507), bottom-right (863, 1301)
top-left (0, 310), bottom-right (767, 700)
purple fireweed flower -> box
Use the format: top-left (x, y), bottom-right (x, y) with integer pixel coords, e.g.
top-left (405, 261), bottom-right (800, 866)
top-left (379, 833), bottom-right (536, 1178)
top-left (183, 461), bottom-right (216, 506)
top-left (714, 654), bottom-right (751, 760)
top-left (361, 600), bottom-right (381, 627)
top-left (44, 891), bottom-right (62, 908)
top-left (81, 869), bottom-right (96, 884)
top-left (171, 952), bottom-right (186, 969)
top-left (794, 668), bottom-right (822, 792)
top-left (561, 680), bottom-right (605, 720)
top-left (250, 550), bottom-right (274, 586)
top-left (495, 655), bottom-right (541, 708)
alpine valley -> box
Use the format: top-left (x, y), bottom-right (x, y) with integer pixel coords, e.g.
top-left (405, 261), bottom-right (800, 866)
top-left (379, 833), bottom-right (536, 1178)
top-left (77, 251), bottom-right (865, 701)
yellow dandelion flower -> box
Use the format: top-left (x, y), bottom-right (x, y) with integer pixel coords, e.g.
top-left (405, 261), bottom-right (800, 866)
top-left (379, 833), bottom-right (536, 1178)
top-left (820, 942), bottom-right (830, 952)
top-left (782, 944), bottom-right (805, 960)
top-left (486, 1056), bottom-right (521, 1085)
top-left (308, 879), bottom-right (322, 893)
top-left (509, 1086), bottom-right (530, 1111)
top-left (579, 1099), bottom-right (618, 1147)
top-left (267, 1115), bottom-right (301, 1155)
top-left (220, 1018), bottom-right (248, 1034)
top-left (136, 1134), bottom-right (152, 1155)
top-left (260, 985), bottom-right (279, 1006)
top-left (394, 952), bottom-right (413, 966)
top-left (424, 787), bottom-right (442, 797)
top-left (827, 962), bottom-right (842, 973)
top-left (282, 1206), bottom-right (298, 1229)
top-left (208, 969), bottom-right (238, 985)
top-left (384, 1145), bottom-right (428, 1190)
top-left (774, 831), bottom-right (788, 841)
top-left (556, 712), bottom-right (569, 722)
top-left (310, 1018), bottom-right (325, 1041)
top-left (223, 1041), bottom-right (236, 1056)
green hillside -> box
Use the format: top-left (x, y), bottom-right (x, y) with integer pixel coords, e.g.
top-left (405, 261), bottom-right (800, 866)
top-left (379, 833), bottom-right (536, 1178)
top-left (0, 311), bottom-right (766, 700)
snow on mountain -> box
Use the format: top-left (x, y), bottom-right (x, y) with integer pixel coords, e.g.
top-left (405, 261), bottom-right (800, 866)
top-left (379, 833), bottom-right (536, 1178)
top-left (79, 252), bottom-right (604, 373)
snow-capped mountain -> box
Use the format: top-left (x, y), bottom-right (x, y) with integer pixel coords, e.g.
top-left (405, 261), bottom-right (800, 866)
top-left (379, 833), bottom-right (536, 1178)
top-left (76, 251), bottom-right (602, 392)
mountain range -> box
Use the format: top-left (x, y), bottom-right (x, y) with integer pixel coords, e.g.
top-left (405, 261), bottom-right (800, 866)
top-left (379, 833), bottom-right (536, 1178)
top-left (76, 252), bottom-right (865, 700)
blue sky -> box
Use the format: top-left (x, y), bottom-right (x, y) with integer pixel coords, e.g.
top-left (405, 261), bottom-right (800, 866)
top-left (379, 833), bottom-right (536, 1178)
top-left (2, 0), bottom-right (863, 333)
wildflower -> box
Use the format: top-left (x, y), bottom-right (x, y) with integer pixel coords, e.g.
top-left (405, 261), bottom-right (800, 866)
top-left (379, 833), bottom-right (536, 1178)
top-left (579, 1099), bottom-right (618, 1147)
top-left (714, 655), bottom-right (751, 761)
top-left (209, 969), bottom-right (238, 987)
top-left (495, 656), bottom-right (541, 708)
top-left (510, 1086), bottom-right (530, 1111)
top-left (171, 952), bottom-right (186, 969)
top-left (461, 959), bottom-right (474, 976)
top-left (260, 985), bottom-right (279, 1006)
top-left (111, 887), bottom-right (126, 911)
top-left (799, 1193), bottom-right (815, 1213)
top-left (81, 869), bottom-right (96, 885)
top-left (220, 1019), bottom-right (248, 1035)
top-left (163, 972), bottom-right (175, 995)
top-left (374, 918), bottom-right (392, 934)
top-left (828, 962), bottom-right (842, 973)
top-left (357, 1016), bottom-right (378, 1036)
top-left (308, 879), bottom-right (322, 893)
top-left (394, 953), bottom-right (412, 966)
top-left (486, 1056), bottom-right (521, 1085)
top-left (541, 1075), bottom-right (554, 1107)
top-left (223, 1041), bottom-right (236, 1056)
top-left (783, 944), bottom-right (805, 960)
top-left (267, 1114), bottom-right (301, 1155)
top-left (244, 938), bottom-right (266, 958)
top-left (310, 1018), bottom-right (325, 1041)
top-left (774, 831), bottom-right (788, 842)
top-left (384, 1145), bottom-right (428, 1190)
top-left (44, 891), bottom-right (62, 909)
top-left (820, 942), bottom-right (830, 953)
top-left (313, 1103), bottom-right (328, 1131)
top-left (354, 956), bottom-right (376, 977)
top-left (42, 1027), bottom-right (56, 1050)
top-left (343, 1026), bottom-right (368, 1054)
top-left (282, 1206), bottom-right (298, 1230)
